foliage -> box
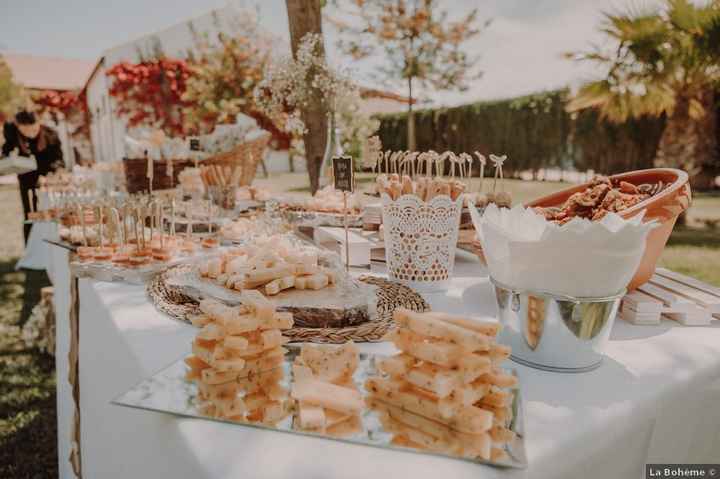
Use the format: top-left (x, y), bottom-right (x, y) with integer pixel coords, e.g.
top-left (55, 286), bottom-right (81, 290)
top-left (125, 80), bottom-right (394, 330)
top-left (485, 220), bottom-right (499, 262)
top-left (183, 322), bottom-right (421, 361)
top-left (254, 32), bottom-right (378, 162)
top-left (181, 13), bottom-right (286, 143)
top-left (376, 89), bottom-right (666, 177)
top-left (32, 90), bottom-right (79, 115)
top-left (336, 88), bottom-right (381, 163)
top-left (567, 0), bottom-right (720, 123)
top-left (566, 0), bottom-right (720, 183)
top-left (328, 0), bottom-right (489, 148)
top-left (254, 33), bottom-right (356, 136)
top-left (572, 108), bottom-right (665, 174)
top-left (106, 58), bottom-right (194, 137)
top-left (0, 56), bottom-right (28, 123)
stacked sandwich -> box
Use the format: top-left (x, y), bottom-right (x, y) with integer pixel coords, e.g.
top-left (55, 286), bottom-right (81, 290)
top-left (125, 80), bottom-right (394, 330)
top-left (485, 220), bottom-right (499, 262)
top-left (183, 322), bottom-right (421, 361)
top-left (366, 308), bottom-right (517, 461)
top-left (291, 342), bottom-right (364, 437)
top-left (185, 291), bottom-right (293, 424)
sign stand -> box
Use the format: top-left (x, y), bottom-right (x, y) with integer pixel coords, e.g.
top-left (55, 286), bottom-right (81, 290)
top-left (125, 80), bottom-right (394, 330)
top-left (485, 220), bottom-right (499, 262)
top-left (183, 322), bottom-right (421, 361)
top-left (332, 155), bottom-right (354, 272)
top-left (188, 137), bottom-right (201, 168)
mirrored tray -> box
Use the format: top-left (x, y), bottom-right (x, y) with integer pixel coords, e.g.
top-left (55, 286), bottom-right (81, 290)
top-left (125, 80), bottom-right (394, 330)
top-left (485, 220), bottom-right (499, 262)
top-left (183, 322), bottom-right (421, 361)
top-left (113, 347), bottom-right (527, 469)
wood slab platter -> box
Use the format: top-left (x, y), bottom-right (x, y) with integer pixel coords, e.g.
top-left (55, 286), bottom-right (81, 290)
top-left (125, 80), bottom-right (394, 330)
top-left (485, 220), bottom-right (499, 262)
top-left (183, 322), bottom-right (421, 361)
top-left (163, 264), bottom-right (376, 328)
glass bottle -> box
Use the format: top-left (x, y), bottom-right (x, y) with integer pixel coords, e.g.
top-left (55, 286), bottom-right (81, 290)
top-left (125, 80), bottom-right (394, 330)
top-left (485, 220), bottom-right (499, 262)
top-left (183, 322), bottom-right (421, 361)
top-left (319, 112), bottom-right (343, 189)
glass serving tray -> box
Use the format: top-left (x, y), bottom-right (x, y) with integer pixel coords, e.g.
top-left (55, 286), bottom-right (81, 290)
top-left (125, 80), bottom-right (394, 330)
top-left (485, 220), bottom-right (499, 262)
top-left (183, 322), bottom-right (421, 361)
top-left (112, 346), bottom-right (527, 469)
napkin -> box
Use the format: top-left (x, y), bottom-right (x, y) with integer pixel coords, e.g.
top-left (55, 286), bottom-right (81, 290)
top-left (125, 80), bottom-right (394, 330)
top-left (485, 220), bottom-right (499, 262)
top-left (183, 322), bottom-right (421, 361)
top-left (470, 204), bottom-right (657, 298)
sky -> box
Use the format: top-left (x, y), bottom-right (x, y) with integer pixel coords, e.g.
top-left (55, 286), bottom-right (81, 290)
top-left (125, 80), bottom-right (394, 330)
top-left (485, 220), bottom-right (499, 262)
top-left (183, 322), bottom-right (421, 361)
top-left (0, 0), bottom-right (638, 106)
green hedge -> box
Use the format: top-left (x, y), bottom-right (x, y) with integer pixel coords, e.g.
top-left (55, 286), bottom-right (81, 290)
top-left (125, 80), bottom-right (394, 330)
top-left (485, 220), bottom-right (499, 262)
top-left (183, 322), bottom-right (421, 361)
top-left (377, 90), bottom-right (666, 176)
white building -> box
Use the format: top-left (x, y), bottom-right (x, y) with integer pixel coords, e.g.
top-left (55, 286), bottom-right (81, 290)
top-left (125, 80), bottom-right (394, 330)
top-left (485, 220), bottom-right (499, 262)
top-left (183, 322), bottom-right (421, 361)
top-left (3, 53), bottom-right (95, 168)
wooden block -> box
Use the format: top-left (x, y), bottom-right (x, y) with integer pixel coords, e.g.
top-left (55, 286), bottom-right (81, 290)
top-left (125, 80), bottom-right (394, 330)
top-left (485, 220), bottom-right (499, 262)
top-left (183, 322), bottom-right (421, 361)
top-left (637, 283), bottom-right (697, 311)
top-left (315, 227), bottom-right (372, 267)
top-left (620, 304), bottom-right (661, 325)
top-left (649, 275), bottom-right (720, 313)
top-left (655, 268), bottom-right (720, 299)
top-left (622, 291), bottom-right (664, 313)
top-left (663, 312), bottom-right (712, 326)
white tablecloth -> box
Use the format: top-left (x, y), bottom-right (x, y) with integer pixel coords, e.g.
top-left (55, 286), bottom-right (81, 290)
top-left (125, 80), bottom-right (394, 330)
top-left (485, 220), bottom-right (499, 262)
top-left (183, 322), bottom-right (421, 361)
top-left (15, 221), bottom-right (58, 271)
top-left (51, 246), bottom-right (720, 479)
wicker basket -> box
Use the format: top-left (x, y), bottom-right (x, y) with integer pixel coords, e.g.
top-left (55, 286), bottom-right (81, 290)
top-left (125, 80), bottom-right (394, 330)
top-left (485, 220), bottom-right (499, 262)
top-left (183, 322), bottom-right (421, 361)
top-left (123, 158), bottom-right (195, 194)
top-left (202, 133), bottom-right (271, 187)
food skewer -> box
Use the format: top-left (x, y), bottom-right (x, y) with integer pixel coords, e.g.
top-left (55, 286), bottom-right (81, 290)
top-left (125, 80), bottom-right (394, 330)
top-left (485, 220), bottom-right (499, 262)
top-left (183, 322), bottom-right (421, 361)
top-left (79, 205), bottom-right (87, 248)
top-left (170, 199), bottom-right (176, 237)
top-left (186, 202), bottom-right (193, 241)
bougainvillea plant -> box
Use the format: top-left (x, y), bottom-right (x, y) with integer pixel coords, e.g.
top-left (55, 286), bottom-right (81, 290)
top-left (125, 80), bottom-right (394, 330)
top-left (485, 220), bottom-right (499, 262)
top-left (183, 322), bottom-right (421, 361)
top-left (106, 58), bottom-right (193, 137)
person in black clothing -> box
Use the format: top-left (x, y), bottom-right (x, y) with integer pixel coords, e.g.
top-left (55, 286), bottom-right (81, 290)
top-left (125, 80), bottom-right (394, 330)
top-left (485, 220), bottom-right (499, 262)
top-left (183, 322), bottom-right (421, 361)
top-left (2, 110), bottom-right (64, 242)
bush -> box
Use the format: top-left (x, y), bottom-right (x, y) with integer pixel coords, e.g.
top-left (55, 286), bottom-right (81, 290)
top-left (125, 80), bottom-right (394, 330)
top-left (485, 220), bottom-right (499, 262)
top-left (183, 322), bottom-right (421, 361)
top-left (377, 89), bottom-right (666, 177)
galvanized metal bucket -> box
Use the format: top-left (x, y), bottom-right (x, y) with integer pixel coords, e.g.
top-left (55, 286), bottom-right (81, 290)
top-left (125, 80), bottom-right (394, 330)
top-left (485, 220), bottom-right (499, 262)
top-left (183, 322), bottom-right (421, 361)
top-left (492, 278), bottom-right (624, 373)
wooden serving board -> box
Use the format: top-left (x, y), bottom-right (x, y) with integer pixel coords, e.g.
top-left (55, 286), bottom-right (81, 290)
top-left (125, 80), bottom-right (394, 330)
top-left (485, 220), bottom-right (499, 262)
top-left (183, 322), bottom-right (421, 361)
top-left (620, 270), bottom-right (720, 326)
top-left (165, 265), bottom-right (377, 329)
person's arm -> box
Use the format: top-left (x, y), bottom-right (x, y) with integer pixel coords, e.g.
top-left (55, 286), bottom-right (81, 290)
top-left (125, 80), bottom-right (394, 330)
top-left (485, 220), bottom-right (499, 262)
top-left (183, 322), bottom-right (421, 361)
top-left (46, 137), bottom-right (65, 172)
top-left (43, 128), bottom-right (65, 171)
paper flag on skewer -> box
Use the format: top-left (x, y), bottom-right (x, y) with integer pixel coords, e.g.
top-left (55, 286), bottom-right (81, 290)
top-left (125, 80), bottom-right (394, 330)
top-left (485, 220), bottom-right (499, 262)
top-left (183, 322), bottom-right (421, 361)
top-left (490, 154), bottom-right (507, 193)
top-left (475, 152), bottom-right (486, 193)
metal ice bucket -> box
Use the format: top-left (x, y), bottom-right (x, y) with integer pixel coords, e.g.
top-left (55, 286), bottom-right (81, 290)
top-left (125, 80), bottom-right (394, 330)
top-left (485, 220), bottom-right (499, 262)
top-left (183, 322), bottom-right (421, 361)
top-left (492, 278), bottom-right (624, 373)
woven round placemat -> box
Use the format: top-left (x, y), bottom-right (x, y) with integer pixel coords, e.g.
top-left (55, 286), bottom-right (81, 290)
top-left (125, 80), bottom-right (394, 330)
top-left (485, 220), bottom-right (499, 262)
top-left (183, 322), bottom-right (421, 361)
top-left (147, 266), bottom-right (430, 344)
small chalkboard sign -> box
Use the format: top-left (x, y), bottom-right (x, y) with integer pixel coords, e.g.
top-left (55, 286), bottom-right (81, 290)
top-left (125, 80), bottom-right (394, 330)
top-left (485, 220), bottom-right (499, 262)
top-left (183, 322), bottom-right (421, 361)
top-left (188, 137), bottom-right (201, 152)
top-left (332, 156), bottom-right (354, 193)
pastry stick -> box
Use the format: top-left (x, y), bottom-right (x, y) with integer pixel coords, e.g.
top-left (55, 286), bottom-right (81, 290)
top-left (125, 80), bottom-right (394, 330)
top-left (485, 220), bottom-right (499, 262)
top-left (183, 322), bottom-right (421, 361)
top-left (111, 208), bottom-right (121, 246)
top-left (185, 202), bottom-right (193, 241)
top-left (170, 199), bottom-right (176, 237)
top-left (158, 201), bottom-right (165, 248)
top-left (474, 152), bottom-right (486, 194)
top-left (97, 206), bottom-right (104, 248)
top-left (148, 200), bottom-right (156, 245)
top-left (78, 205), bottom-right (88, 247)
top-left (207, 199), bottom-right (213, 235)
top-left (134, 207), bottom-right (142, 251)
top-left (122, 205), bottom-right (129, 246)
top-left (490, 154), bottom-right (507, 194)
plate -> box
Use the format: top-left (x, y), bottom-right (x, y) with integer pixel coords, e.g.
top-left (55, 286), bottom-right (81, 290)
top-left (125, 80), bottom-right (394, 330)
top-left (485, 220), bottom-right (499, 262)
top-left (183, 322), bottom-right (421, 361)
top-left (113, 346), bottom-right (527, 469)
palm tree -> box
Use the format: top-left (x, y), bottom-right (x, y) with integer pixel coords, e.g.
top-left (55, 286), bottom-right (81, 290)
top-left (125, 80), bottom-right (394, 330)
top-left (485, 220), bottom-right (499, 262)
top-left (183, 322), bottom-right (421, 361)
top-left (567, 0), bottom-right (720, 188)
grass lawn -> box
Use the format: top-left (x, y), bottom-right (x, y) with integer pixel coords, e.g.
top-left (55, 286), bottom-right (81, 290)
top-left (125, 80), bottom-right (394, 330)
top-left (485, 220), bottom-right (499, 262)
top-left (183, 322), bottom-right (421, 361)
top-left (0, 176), bottom-right (718, 478)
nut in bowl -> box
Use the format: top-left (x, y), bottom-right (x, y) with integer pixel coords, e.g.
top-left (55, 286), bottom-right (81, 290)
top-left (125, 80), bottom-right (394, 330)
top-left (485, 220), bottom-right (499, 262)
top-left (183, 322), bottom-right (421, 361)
top-left (527, 168), bottom-right (691, 290)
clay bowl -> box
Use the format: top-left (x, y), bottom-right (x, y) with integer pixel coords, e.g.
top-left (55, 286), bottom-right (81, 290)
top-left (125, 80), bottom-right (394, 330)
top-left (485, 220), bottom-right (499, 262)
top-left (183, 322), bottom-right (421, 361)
top-left (526, 168), bottom-right (691, 290)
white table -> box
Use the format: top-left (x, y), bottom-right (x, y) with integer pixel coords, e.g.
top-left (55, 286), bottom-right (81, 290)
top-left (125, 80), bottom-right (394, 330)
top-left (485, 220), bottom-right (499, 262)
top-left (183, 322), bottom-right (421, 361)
top-left (16, 221), bottom-right (58, 271)
top-left (51, 246), bottom-right (720, 479)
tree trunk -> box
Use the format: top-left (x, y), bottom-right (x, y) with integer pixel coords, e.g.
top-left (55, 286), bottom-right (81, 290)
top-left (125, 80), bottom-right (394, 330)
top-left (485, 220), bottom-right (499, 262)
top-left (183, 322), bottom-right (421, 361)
top-left (654, 90), bottom-right (718, 189)
top-left (407, 75), bottom-right (416, 151)
top-left (286, 0), bottom-right (328, 194)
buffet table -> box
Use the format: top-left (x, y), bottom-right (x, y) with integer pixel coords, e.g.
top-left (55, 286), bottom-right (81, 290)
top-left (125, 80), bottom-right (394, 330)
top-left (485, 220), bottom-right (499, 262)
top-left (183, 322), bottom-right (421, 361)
top-left (16, 221), bottom-right (59, 271)
top-left (51, 245), bottom-right (720, 479)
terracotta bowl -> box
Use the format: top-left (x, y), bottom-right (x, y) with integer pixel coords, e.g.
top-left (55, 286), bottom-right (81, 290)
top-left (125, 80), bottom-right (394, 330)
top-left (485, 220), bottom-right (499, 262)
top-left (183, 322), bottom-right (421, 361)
top-left (526, 168), bottom-right (691, 290)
